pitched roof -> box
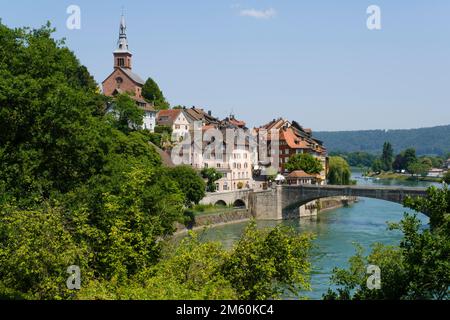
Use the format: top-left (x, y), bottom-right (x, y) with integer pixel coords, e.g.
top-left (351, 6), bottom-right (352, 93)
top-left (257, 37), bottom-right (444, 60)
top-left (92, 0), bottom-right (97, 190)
top-left (280, 128), bottom-right (311, 149)
top-left (156, 109), bottom-right (182, 126)
top-left (119, 67), bottom-right (145, 85)
top-left (184, 107), bottom-right (219, 125)
top-left (287, 170), bottom-right (316, 179)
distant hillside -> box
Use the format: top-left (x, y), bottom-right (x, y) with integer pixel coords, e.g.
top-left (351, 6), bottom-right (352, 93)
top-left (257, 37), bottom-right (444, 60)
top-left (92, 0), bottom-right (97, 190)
top-left (315, 125), bottom-right (450, 156)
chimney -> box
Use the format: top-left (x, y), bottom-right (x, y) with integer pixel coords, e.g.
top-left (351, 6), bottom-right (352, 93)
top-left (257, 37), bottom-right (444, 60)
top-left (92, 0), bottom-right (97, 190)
top-left (208, 110), bottom-right (212, 116)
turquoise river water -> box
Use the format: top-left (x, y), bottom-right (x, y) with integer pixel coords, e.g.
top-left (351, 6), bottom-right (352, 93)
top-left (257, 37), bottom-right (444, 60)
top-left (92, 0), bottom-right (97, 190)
top-left (197, 170), bottom-right (441, 299)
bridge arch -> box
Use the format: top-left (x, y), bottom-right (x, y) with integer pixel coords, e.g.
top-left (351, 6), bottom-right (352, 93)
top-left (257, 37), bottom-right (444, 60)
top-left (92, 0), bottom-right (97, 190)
top-left (233, 199), bottom-right (246, 208)
top-left (281, 185), bottom-right (429, 218)
top-left (215, 200), bottom-right (227, 207)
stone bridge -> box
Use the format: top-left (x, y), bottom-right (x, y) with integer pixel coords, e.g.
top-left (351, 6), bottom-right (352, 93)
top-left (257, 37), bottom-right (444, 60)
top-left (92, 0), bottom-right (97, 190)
top-left (200, 185), bottom-right (429, 220)
top-left (200, 189), bottom-right (253, 209)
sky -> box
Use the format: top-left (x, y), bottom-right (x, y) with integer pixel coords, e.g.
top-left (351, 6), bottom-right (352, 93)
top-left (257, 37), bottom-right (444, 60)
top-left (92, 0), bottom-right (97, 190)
top-left (1, 0), bottom-right (450, 131)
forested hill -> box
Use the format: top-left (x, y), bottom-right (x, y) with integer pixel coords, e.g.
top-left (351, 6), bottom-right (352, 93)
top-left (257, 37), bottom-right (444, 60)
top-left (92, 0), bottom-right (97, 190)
top-left (315, 125), bottom-right (450, 156)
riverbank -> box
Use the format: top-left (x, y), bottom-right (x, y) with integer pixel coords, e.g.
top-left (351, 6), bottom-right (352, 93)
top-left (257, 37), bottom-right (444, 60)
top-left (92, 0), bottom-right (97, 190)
top-left (367, 172), bottom-right (443, 183)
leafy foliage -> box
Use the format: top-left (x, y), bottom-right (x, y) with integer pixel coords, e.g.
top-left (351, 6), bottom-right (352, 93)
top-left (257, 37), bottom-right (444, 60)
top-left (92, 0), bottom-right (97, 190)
top-left (76, 222), bottom-right (313, 300)
top-left (381, 142), bottom-right (394, 171)
top-left (221, 222), bottom-right (313, 300)
top-left (327, 156), bottom-right (353, 185)
top-left (324, 186), bottom-right (450, 300)
top-left (201, 168), bottom-right (223, 192)
top-left (107, 94), bottom-right (144, 133)
top-left (285, 153), bottom-right (323, 174)
top-left (167, 166), bottom-right (206, 206)
top-left (142, 77), bottom-right (169, 110)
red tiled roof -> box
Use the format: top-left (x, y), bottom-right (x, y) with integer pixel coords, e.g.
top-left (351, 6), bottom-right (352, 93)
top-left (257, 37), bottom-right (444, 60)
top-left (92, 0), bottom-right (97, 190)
top-left (287, 170), bottom-right (316, 178)
top-left (156, 109), bottom-right (182, 126)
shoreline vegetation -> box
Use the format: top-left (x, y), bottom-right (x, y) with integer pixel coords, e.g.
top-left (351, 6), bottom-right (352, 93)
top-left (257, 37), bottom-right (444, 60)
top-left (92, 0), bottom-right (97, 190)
top-left (364, 171), bottom-right (444, 183)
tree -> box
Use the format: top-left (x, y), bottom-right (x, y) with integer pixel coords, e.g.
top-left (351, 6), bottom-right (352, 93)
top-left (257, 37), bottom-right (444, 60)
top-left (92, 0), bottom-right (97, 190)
top-left (142, 77), bottom-right (169, 110)
top-left (324, 186), bottom-right (450, 300)
top-left (444, 171), bottom-right (450, 184)
top-left (407, 161), bottom-right (429, 177)
top-left (381, 142), bottom-right (394, 171)
top-left (221, 222), bottom-right (313, 300)
top-left (392, 148), bottom-right (417, 172)
top-left (371, 159), bottom-right (383, 173)
top-left (285, 153), bottom-right (323, 174)
top-left (77, 222), bottom-right (314, 300)
top-left (201, 168), bottom-right (223, 192)
top-left (108, 94), bottom-right (144, 133)
top-left (167, 166), bottom-right (206, 206)
top-left (327, 156), bottom-right (352, 185)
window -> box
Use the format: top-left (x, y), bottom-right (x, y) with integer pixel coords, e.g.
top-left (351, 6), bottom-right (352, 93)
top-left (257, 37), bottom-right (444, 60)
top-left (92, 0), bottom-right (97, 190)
top-left (117, 58), bottom-right (125, 67)
top-left (115, 77), bottom-right (123, 88)
top-left (175, 125), bottom-right (180, 129)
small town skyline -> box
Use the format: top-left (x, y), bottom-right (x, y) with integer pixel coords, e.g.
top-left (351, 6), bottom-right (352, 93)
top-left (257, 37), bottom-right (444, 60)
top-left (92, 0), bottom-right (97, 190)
top-left (1, 1), bottom-right (450, 131)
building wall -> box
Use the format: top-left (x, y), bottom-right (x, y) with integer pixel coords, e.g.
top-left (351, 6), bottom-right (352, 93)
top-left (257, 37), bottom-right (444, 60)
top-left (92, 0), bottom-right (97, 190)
top-left (143, 111), bottom-right (157, 132)
top-left (171, 112), bottom-right (190, 141)
top-left (102, 68), bottom-right (141, 98)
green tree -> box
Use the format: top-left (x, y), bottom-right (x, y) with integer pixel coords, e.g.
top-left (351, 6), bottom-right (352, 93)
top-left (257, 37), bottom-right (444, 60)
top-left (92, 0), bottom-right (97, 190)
top-left (407, 161), bottom-right (429, 177)
top-left (444, 171), bottom-right (450, 184)
top-left (393, 148), bottom-right (417, 171)
top-left (142, 77), bottom-right (169, 110)
top-left (327, 156), bottom-right (352, 185)
top-left (0, 204), bottom-right (88, 299)
top-left (285, 153), bottom-right (323, 174)
top-left (381, 142), bottom-right (394, 171)
top-left (77, 223), bottom-right (313, 300)
top-left (167, 166), bottom-right (206, 206)
top-left (201, 168), bottom-right (223, 192)
top-left (221, 222), bottom-right (313, 300)
top-left (108, 94), bottom-right (144, 133)
top-left (371, 159), bottom-right (383, 173)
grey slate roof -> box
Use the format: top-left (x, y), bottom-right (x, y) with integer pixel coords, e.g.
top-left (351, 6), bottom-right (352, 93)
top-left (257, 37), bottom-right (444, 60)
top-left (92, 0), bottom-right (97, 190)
top-left (120, 67), bottom-right (145, 85)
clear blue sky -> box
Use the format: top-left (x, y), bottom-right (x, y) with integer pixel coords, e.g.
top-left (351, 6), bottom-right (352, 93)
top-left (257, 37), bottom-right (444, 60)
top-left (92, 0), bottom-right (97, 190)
top-left (1, 0), bottom-right (449, 131)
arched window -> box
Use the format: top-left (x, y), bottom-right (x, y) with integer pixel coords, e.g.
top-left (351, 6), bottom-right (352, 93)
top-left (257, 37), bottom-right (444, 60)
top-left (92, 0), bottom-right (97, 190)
top-left (116, 77), bottom-right (123, 88)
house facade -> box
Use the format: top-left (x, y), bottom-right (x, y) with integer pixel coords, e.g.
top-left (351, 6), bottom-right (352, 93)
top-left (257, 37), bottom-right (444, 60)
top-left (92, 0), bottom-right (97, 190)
top-left (102, 15), bottom-right (157, 132)
top-left (156, 109), bottom-right (190, 141)
top-left (256, 118), bottom-right (328, 184)
top-left (189, 126), bottom-right (254, 192)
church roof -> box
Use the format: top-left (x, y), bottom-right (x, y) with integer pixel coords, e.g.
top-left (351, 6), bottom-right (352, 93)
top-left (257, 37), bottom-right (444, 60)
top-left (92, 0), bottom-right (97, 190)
top-left (119, 67), bottom-right (145, 85)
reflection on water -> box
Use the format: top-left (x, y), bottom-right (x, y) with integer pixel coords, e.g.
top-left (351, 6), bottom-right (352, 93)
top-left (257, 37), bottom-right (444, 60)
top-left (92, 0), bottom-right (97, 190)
top-left (197, 170), bottom-right (433, 300)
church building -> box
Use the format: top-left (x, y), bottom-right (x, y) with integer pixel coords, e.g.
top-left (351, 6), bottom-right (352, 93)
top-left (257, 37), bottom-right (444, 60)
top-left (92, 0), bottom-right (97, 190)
top-left (102, 15), bottom-right (157, 132)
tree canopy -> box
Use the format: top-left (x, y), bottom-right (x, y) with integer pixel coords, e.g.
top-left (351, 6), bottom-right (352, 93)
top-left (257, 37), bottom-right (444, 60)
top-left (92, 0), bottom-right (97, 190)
top-left (327, 156), bottom-right (352, 185)
top-left (324, 186), bottom-right (450, 300)
top-left (142, 77), bottom-right (170, 110)
top-left (285, 153), bottom-right (323, 174)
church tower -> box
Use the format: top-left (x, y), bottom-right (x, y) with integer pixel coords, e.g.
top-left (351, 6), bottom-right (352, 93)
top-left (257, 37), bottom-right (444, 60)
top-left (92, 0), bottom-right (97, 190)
top-left (113, 15), bottom-right (132, 69)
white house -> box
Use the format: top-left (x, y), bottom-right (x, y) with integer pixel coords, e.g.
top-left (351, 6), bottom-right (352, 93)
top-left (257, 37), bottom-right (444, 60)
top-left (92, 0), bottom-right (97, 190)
top-left (156, 109), bottom-right (190, 141)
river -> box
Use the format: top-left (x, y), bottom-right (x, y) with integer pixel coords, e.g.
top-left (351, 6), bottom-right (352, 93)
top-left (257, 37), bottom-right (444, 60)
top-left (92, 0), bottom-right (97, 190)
top-left (197, 169), bottom-right (440, 300)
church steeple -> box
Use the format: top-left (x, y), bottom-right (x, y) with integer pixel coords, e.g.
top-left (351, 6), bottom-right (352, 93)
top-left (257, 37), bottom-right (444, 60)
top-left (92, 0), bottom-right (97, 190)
top-left (113, 14), bottom-right (132, 69)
